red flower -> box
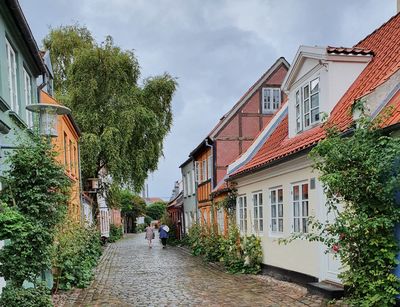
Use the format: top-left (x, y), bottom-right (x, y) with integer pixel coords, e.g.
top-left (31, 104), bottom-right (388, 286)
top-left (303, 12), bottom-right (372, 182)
top-left (332, 243), bottom-right (340, 253)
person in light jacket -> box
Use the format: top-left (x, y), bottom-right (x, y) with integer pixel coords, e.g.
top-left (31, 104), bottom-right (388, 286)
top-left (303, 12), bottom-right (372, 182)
top-left (159, 224), bottom-right (169, 248)
top-left (145, 224), bottom-right (154, 248)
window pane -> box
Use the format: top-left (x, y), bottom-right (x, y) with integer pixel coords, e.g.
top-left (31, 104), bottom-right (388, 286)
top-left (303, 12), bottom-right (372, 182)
top-left (304, 85), bottom-right (309, 99)
top-left (253, 194), bottom-right (258, 207)
top-left (311, 93), bottom-right (319, 108)
top-left (296, 90), bottom-right (300, 104)
top-left (272, 219), bottom-right (277, 232)
top-left (278, 219), bottom-right (283, 232)
top-left (260, 220), bottom-right (263, 232)
top-left (278, 203), bottom-right (283, 217)
top-left (271, 190), bottom-right (276, 203)
top-left (296, 104), bottom-right (300, 117)
top-left (296, 118), bottom-right (301, 131)
top-left (311, 108), bottom-right (320, 123)
top-left (302, 201), bottom-right (309, 217)
top-left (304, 99), bottom-right (310, 113)
top-left (254, 206), bottom-right (258, 219)
top-left (302, 184), bottom-right (309, 200)
top-left (259, 193), bottom-right (263, 206)
top-left (294, 218), bottom-right (300, 232)
top-left (304, 114), bottom-right (310, 127)
top-left (259, 205), bottom-right (263, 219)
top-left (271, 204), bottom-right (277, 218)
top-left (293, 202), bottom-right (299, 217)
top-left (293, 186), bottom-right (299, 201)
top-left (311, 78), bottom-right (319, 94)
top-left (278, 189), bottom-right (283, 202)
top-left (302, 218), bottom-right (308, 233)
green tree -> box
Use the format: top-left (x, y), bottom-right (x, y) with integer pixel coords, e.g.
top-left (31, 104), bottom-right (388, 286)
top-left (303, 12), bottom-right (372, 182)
top-left (43, 24), bottom-right (94, 95)
top-left (145, 201), bottom-right (167, 220)
top-left (43, 27), bottom-right (177, 192)
top-left (119, 191), bottom-right (146, 232)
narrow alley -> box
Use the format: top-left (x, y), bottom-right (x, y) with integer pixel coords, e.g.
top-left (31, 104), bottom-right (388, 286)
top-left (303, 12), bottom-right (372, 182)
top-left (60, 234), bottom-right (325, 307)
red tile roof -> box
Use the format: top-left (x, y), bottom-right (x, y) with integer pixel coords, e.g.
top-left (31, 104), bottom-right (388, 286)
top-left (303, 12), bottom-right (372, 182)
top-left (327, 46), bottom-right (374, 56)
top-left (232, 13), bottom-right (400, 178)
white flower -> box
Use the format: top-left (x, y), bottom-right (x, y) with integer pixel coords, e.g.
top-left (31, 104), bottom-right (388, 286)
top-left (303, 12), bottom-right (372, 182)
top-left (244, 255), bottom-right (250, 266)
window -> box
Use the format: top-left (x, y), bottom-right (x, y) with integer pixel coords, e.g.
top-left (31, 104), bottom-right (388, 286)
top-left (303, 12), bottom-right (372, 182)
top-left (296, 78), bottom-right (320, 132)
top-left (74, 146), bottom-right (78, 176)
top-left (270, 188), bottom-right (283, 233)
top-left (252, 192), bottom-right (263, 234)
top-left (238, 195), bottom-right (247, 233)
top-left (191, 169), bottom-right (195, 193)
top-left (69, 140), bottom-right (73, 173)
top-left (195, 161), bottom-right (200, 183)
top-left (207, 155), bottom-right (212, 180)
top-left (202, 159), bottom-right (207, 182)
top-left (293, 183), bottom-right (309, 233)
top-left (262, 88), bottom-right (281, 113)
top-left (6, 39), bottom-right (18, 113)
top-left (187, 170), bottom-right (193, 194)
top-left (63, 133), bottom-right (68, 166)
top-left (23, 68), bottom-right (33, 128)
top-left (183, 174), bottom-right (187, 196)
top-left (217, 209), bottom-right (225, 234)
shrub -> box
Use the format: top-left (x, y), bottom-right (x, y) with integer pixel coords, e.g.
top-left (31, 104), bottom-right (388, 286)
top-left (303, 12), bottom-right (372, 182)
top-left (0, 283), bottom-right (52, 307)
top-left (108, 224), bottom-right (123, 243)
top-left (186, 222), bottom-right (262, 274)
top-left (136, 223), bottom-right (146, 232)
top-left (52, 219), bottom-right (102, 290)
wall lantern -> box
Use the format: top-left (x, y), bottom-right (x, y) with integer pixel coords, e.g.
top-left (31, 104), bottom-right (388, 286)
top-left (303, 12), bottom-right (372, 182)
top-left (26, 103), bottom-right (71, 138)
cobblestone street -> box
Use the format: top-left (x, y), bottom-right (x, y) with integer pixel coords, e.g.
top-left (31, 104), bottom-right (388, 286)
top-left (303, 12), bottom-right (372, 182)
top-left (60, 233), bottom-right (325, 307)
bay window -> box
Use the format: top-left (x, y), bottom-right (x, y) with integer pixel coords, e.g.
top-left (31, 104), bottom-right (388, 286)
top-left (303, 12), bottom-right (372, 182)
top-left (296, 78), bottom-right (320, 132)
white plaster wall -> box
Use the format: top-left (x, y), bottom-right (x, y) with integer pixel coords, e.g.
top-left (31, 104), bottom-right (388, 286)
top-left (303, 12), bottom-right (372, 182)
top-left (235, 155), bottom-right (324, 279)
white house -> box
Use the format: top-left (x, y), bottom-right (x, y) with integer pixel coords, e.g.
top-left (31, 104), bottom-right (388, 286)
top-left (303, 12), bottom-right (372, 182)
top-left (227, 12), bottom-right (400, 287)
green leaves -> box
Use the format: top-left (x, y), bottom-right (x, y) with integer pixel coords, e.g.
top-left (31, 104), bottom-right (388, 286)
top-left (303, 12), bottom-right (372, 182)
top-left (304, 111), bottom-right (400, 305)
top-left (44, 24), bottom-right (177, 191)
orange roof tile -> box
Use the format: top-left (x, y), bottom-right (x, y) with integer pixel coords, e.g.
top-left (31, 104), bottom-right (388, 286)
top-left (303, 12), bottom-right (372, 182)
top-left (232, 13), bottom-right (400, 177)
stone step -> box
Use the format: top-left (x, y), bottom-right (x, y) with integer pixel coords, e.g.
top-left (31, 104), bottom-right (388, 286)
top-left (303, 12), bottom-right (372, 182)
top-left (307, 280), bottom-right (344, 300)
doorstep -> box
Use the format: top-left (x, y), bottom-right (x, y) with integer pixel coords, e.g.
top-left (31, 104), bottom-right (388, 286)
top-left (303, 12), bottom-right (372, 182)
top-left (307, 280), bottom-right (344, 300)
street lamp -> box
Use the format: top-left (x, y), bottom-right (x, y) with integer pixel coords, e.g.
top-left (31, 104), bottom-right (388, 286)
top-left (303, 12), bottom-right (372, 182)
top-left (26, 103), bottom-right (71, 138)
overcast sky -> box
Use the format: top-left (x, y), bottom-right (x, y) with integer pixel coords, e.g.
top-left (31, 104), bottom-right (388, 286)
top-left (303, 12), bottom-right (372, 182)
top-left (20, 0), bottom-right (396, 199)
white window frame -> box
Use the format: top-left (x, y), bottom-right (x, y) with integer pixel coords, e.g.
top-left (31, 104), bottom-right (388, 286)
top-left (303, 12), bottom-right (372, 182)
top-left (292, 182), bottom-right (309, 233)
top-left (252, 191), bottom-right (264, 235)
top-left (187, 170), bottom-right (192, 195)
top-left (195, 161), bottom-right (200, 183)
top-left (202, 159), bottom-right (207, 182)
top-left (269, 187), bottom-right (284, 236)
top-left (237, 195), bottom-right (248, 234)
top-left (296, 77), bottom-right (320, 132)
top-left (183, 174), bottom-right (187, 197)
top-left (191, 169), bottom-right (195, 194)
top-left (207, 155), bottom-right (212, 180)
top-left (262, 87), bottom-right (281, 114)
top-left (6, 39), bottom-right (18, 113)
top-left (23, 68), bottom-right (33, 128)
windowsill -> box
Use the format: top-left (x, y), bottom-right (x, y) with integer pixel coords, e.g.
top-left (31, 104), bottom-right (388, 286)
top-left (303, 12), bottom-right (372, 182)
top-left (262, 110), bottom-right (276, 115)
top-left (269, 232), bottom-right (284, 238)
top-left (296, 121), bottom-right (321, 134)
top-left (8, 111), bottom-right (27, 129)
top-left (0, 96), bottom-right (10, 112)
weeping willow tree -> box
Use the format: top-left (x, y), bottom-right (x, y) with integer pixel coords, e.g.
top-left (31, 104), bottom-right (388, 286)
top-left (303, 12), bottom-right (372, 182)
top-left (44, 26), bottom-right (177, 191)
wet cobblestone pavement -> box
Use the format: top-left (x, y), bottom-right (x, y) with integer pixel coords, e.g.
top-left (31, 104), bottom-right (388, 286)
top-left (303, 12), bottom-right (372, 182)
top-left (61, 233), bottom-right (326, 307)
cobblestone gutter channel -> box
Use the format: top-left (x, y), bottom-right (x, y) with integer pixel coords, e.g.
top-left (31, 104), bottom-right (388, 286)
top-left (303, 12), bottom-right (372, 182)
top-left (53, 233), bottom-right (331, 307)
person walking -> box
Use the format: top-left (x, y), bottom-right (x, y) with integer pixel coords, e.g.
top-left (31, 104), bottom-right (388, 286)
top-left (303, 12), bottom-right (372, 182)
top-left (145, 224), bottom-right (155, 248)
top-left (159, 224), bottom-right (169, 248)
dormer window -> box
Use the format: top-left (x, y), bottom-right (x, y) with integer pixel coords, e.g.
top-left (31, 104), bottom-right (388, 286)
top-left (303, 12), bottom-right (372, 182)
top-left (296, 78), bottom-right (320, 132)
top-left (262, 88), bottom-right (281, 114)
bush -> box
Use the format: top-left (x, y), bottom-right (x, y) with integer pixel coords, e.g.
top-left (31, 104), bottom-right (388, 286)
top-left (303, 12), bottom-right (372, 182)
top-left (145, 202), bottom-right (166, 220)
top-left (108, 224), bottom-right (123, 243)
top-left (0, 283), bottom-right (52, 307)
top-left (136, 223), bottom-right (146, 232)
top-left (186, 222), bottom-right (262, 274)
top-left (52, 220), bottom-right (102, 290)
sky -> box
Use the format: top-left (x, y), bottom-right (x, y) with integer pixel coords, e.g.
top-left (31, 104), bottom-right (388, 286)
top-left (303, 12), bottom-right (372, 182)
top-left (19, 0), bottom-right (396, 199)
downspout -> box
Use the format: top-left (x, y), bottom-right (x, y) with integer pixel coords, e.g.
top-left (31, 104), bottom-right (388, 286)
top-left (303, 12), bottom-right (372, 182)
top-left (205, 138), bottom-right (214, 188)
top-left (78, 143), bottom-right (84, 224)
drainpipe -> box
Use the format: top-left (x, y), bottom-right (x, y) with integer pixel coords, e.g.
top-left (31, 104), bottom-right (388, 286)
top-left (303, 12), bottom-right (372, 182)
top-left (205, 138), bottom-right (214, 188)
top-left (78, 143), bottom-right (85, 224)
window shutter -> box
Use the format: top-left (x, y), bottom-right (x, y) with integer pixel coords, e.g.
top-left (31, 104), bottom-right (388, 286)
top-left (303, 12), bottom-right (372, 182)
top-left (194, 161), bottom-right (200, 183)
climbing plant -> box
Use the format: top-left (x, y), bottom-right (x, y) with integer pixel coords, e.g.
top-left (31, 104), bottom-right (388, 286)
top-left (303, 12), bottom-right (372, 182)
top-left (0, 137), bottom-right (71, 306)
top-left (282, 109), bottom-right (400, 306)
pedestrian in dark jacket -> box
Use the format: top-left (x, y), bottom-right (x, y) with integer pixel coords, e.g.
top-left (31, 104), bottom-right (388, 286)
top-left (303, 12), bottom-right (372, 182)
top-left (159, 224), bottom-right (169, 248)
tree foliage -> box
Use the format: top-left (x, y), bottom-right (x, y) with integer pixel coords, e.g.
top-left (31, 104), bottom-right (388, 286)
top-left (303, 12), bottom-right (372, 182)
top-left (145, 201), bottom-right (167, 220)
top-left (43, 26), bottom-right (177, 191)
top-left (0, 137), bottom-right (71, 305)
top-left (282, 110), bottom-right (400, 306)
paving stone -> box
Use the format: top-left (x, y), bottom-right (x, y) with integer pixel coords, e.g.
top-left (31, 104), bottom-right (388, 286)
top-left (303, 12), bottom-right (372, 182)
top-left (54, 233), bottom-right (326, 306)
